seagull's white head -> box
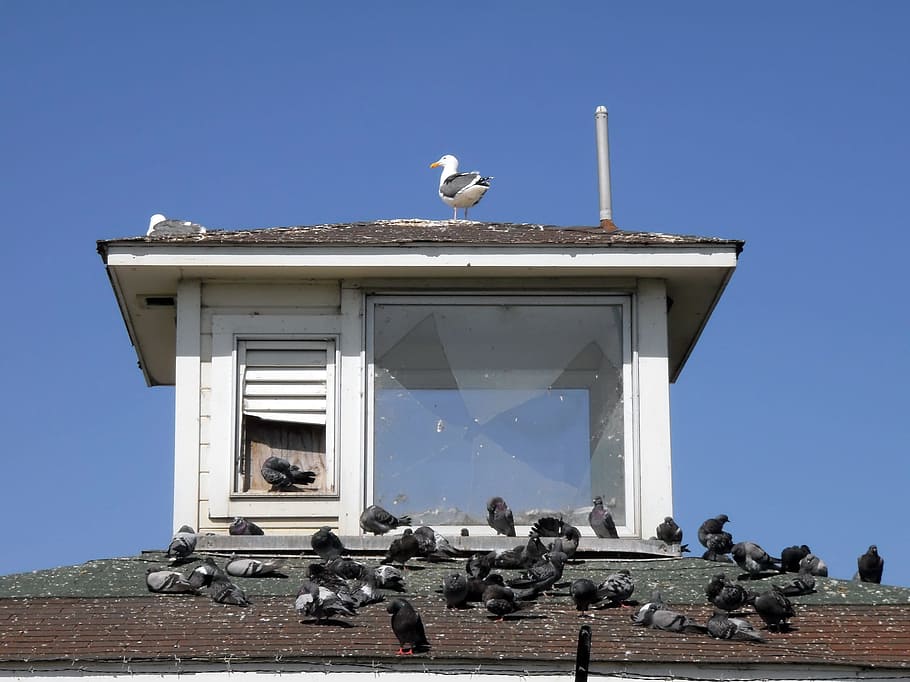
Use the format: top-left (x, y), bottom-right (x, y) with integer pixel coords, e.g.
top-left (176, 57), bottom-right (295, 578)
top-left (148, 213), bottom-right (167, 234)
top-left (430, 154), bottom-right (459, 172)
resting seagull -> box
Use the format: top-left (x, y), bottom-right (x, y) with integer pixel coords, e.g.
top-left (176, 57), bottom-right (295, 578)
top-left (430, 154), bottom-right (492, 220)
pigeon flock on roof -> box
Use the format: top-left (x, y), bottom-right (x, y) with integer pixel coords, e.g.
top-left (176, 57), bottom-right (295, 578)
top-left (145, 500), bottom-right (886, 656)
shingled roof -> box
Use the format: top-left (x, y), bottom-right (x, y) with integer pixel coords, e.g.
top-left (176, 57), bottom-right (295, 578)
top-left (2, 552), bottom-right (908, 676)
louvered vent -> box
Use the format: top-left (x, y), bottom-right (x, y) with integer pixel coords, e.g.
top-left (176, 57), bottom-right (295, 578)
top-left (241, 342), bottom-right (332, 425)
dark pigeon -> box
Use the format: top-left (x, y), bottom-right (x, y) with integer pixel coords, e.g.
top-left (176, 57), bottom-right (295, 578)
top-left (655, 516), bottom-right (687, 551)
top-left (631, 602), bottom-right (707, 633)
top-left (442, 572), bottom-right (470, 608)
top-left (697, 514), bottom-right (732, 559)
top-left (229, 517), bottom-right (264, 536)
top-left (753, 586), bottom-right (795, 631)
top-left (381, 528), bottom-right (420, 568)
top-left (531, 516), bottom-right (565, 537)
top-left (387, 598), bottom-right (430, 655)
top-left (491, 533), bottom-right (546, 570)
top-left (326, 557), bottom-right (367, 581)
top-left (570, 578), bottom-right (601, 615)
top-left (704, 573), bottom-right (754, 611)
top-left (857, 545), bottom-right (884, 583)
top-left (799, 552), bottom-right (828, 577)
top-left (466, 551), bottom-right (495, 579)
top-left (487, 497), bottom-right (516, 537)
top-left (707, 609), bottom-right (765, 642)
top-left (482, 581), bottom-right (526, 620)
top-left (588, 496), bottom-right (618, 538)
top-left (731, 542), bottom-right (780, 578)
top-left (187, 558), bottom-right (228, 589)
top-left (360, 504), bottom-right (412, 535)
top-left (225, 556), bottom-right (286, 578)
top-left (372, 564), bottom-right (407, 592)
top-left (597, 569), bottom-right (635, 607)
top-left (778, 572), bottom-right (817, 597)
top-left (295, 578), bottom-right (357, 622)
top-left (414, 526), bottom-right (459, 561)
top-left (780, 544), bottom-right (811, 573)
top-left (548, 524), bottom-right (582, 560)
top-left (506, 551), bottom-right (568, 596)
top-left (260, 456), bottom-right (316, 491)
top-left (311, 526), bottom-right (347, 562)
top-left (166, 525), bottom-right (197, 562)
top-left (209, 574), bottom-right (251, 606)
top-left (146, 568), bottom-right (198, 595)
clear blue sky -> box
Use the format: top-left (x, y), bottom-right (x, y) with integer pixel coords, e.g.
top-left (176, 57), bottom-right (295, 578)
top-left (2, 2), bottom-right (908, 585)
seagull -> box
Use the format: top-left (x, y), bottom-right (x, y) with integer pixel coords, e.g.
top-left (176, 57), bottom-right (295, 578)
top-left (430, 154), bottom-right (492, 220)
top-left (856, 545), bottom-right (884, 583)
top-left (146, 213), bottom-right (206, 237)
top-left (388, 598), bottom-right (430, 655)
top-left (486, 496), bottom-right (516, 537)
top-left (588, 496), bottom-right (618, 538)
top-left (360, 505), bottom-right (412, 535)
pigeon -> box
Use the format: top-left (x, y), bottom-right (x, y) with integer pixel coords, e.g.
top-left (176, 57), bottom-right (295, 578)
top-left (655, 516), bottom-right (688, 551)
top-left (387, 598), bottom-right (430, 655)
top-left (225, 556), bottom-right (286, 578)
top-left (548, 524), bottom-right (582, 560)
top-left (187, 558), bottom-right (228, 588)
top-left (491, 533), bottom-right (547, 570)
top-left (260, 456), bottom-right (316, 491)
top-left (704, 573), bottom-right (754, 611)
top-left (597, 569), bottom-right (635, 607)
top-left (311, 526), bottom-right (347, 562)
top-left (857, 545), bottom-right (884, 583)
top-left (483, 581), bottom-right (526, 620)
top-left (486, 497), bottom-right (516, 536)
top-left (414, 526), bottom-right (459, 561)
top-left (588, 496), bottom-right (618, 538)
top-left (799, 552), bottom-right (828, 577)
top-left (465, 552), bottom-right (495, 579)
top-left (778, 572), bottom-right (817, 597)
top-left (209, 574), bottom-right (251, 606)
top-left (295, 579), bottom-right (357, 622)
top-left (360, 505), bottom-right (412, 535)
top-left (325, 557), bottom-right (367, 581)
top-left (780, 544), bottom-right (811, 573)
top-left (430, 154), bottom-right (493, 221)
top-left (372, 564), bottom-right (407, 592)
top-left (631, 602), bottom-right (707, 633)
top-left (753, 586), bottom-right (795, 632)
top-left (146, 568), bottom-right (198, 595)
top-left (306, 562), bottom-right (350, 592)
top-left (707, 609), bottom-right (765, 642)
top-left (697, 514), bottom-right (732, 558)
top-left (570, 578), bottom-right (603, 615)
top-left (506, 551), bottom-right (568, 595)
top-left (731, 542), bottom-right (780, 578)
top-left (166, 525), bottom-right (197, 562)
top-left (442, 572), bottom-right (470, 608)
top-left (381, 528), bottom-right (421, 568)
top-left (228, 517), bottom-right (264, 536)
top-left (531, 516), bottom-right (565, 537)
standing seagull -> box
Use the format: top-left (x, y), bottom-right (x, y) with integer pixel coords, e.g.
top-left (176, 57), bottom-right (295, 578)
top-left (430, 154), bottom-right (493, 220)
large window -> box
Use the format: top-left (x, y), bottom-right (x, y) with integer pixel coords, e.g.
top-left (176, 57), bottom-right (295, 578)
top-left (367, 295), bottom-right (632, 534)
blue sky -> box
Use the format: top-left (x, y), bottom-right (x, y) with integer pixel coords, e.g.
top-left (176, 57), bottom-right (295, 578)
top-left (2, 3), bottom-right (908, 585)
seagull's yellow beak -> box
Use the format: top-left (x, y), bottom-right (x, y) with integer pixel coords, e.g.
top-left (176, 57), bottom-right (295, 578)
top-left (430, 161), bottom-right (440, 168)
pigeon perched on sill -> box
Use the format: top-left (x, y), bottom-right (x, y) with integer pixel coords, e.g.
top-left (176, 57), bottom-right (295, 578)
top-left (414, 525), bottom-right (459, 561)
top-left (388, 598), bottom-right (430, 655)
top-left (631, 602), bottom-right (707, 633)
top-left (360, 504), bottom-right (412, 535)
top-left (229, 517), bottom-right (264, 536)
top-left (731, 542), bottom-right (780, 578)
top-left (487, 496), bottom-right (516, 537)
top-left (655, 516), bottom-right (688, 551)
top-left (295, 578), bottom-right (357, 622)
top-left (588, 496), bottom-right (618, 539)
top-left (707, 609), bottom-right (765, 642)
top-left (311, 526), bottom-right (347, 562)
top-left (381, 528), bottom-right (421, 568)
top-left (166, 525), bottom-right (197, 562)
top-left (225, 556), bottom-right (286, 578)
top-left (779, 544), bottom-right (811, 573)
top-left (146, 568), bottom-right (198, 595)
top-left (260, 456), bottom-right (316, 491)
top-left (753, 586), bottom-right (795, 632)
top-left (856, 544), bottom-right (884, 583)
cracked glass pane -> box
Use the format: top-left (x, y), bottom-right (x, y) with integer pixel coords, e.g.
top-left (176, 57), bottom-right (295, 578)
top-left (372, 301), bottom-right (626, 530)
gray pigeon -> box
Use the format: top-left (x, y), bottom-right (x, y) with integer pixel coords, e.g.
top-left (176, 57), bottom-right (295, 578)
top-left (857, 545), bottom-right (884, 583)
top-left (360, 504), bottom-right (412, 535)
top-left (325, 556), bottom-right (366, 581)
top-left (372, 564), bottom-right (407, 592)
top-left (597, 569), bottom-right (635, 607)
top-left (698, 515), bottom-right (733, 559)
top-left (482, 582), bottom-right (526, 621)
top-left (731, 542), bottom-right (780, 578)
top-left (548, 524), bottom-right (582, 560)
top-left (631, 602), bottom-right (707, 633)
top-left (146, 568), bottom-right (198, 595)
top-left (229, 517), bottom-right (264, 536)
top-left (798, 552), bottom-right (828, 577)
top-left (506, 550), bottom-right (568, 596)
top-left (704, 573), bottom-right (753, 611)
top-left (166, 525), bottom-right (197, 562)
top-left (588, 496), bottom-right (619, 538)
top-left (655, 516), bottom-right (686, 550)
top-left (486, 497), bottom-right (516, 537)
top-left (707, 609), bottom-right (765, 642)
top-left (311, 526), bottom-right (347, 562)
top-left (209, 574), bottom-right (251, 606)
top-left (387, 598), bottom-right (430, 655)
top-left (260, 456), bottom-right (316, 490)
top-left (187, 558), bottom-right (228, 589)
top-left (442, 572), bottom-right (470, 609)
top-left (779, 544), bottom-right (811, 573)
top-left (381, 528), bottom-right (420, 568)
top-left (225, 556), bottom-right (286, 578)
top-left (490, 533), bottom-right (547, 570)
top-left (414, 525), bottom-right (459, 560)
top-left (697, 514), bottom-right (730, 547)
top-left (295, 578), bottom-right (357, 622)
top-left (753, 586), bottom-right (794, 631)
top-left (778, 572), bottom-right (816, 596)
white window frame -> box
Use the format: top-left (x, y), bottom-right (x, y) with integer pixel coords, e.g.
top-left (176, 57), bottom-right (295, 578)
top-left (209, 314), bottom-right (341, 518)
top-left (364, 293), bottom-right (636, 537)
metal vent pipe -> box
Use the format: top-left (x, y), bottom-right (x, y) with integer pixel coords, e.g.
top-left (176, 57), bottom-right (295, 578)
top-left (594, 106), bottom-right (616, 230)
